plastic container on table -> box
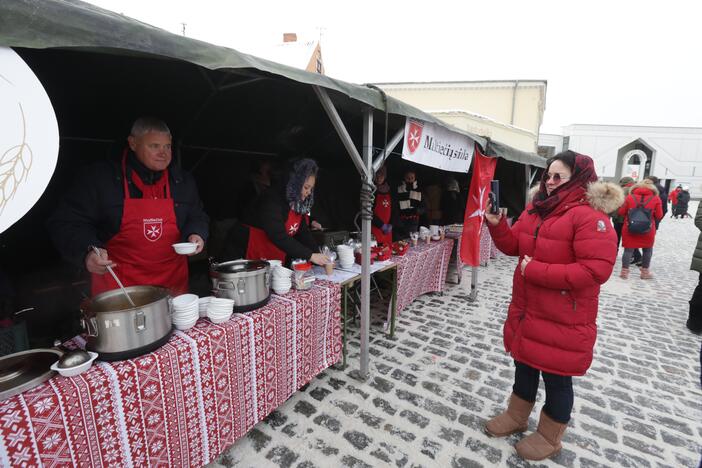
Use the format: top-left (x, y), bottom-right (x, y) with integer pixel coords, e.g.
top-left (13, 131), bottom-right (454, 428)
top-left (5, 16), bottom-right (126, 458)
top-left (291, 260), bottom-right (315, 290)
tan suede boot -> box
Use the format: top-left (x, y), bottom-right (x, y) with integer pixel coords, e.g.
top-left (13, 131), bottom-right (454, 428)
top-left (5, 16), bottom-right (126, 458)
top-left (620, 267), bottom-right (629, 279)
top-left (515, 410), bottom-right (567, 461)
top-left (640, 268), bottom-right (653, 279)
top-left (484, 393), bottom-right (535, 437)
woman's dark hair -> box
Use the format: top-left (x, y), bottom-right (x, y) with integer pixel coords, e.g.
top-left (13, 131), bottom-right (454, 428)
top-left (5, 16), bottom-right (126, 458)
top-left (545, 150), bottom-right (577, 174)
top-left (285, 158), bottom-right (318, 211)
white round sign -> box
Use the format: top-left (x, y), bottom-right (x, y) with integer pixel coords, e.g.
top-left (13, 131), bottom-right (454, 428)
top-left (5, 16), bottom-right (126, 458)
top-left (0, 46), bottom-right (59, 233)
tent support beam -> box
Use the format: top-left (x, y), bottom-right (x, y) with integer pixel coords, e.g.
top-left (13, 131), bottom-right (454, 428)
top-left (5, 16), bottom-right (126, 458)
top-left (313, 86), bottom-right (371, 180)
top-left (359, 107), bottom-right (373, 380)
top-left (372, 128), bottom-right (403, 173)
top-left (525, 165), bottom-right (532, 208)
top-left (469, 267), bottom-right (478, 301)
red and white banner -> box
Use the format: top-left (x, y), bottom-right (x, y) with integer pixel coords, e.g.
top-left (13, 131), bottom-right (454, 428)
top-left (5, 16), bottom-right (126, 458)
top-left (460, 145), bottom-right (497, 267)
top-left (402, 118), bottom-right (474, 173)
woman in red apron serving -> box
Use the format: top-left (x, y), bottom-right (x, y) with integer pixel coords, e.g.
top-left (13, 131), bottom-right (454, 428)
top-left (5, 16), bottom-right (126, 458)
top-left (49, 117), bottom-right (209, 297)
top-left (224, 159), bottom-right (329, 267)
top-left (371, 165), bottom-right (394, 246)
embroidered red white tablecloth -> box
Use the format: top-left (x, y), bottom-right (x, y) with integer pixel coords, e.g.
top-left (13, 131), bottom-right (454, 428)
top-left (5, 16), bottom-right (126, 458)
top-left (0, 281), bottom-right (341, 467)
top-left (393, 238), bottom-right (454, 313)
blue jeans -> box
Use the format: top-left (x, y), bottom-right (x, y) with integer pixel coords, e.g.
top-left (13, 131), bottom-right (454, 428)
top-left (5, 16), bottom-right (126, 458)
top-left (512, 360), bottom-right (573, 423)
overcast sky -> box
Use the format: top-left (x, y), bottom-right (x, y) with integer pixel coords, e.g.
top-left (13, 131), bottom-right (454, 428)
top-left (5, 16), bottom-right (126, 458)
top-left (85, 0), bottom-right (701, 134)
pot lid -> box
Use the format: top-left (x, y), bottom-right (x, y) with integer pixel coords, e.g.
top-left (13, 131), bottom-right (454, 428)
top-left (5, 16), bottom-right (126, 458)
top-left (212, 259), bottom-right (268, 273)
top-left (0, 348), bottom-right (62, 401)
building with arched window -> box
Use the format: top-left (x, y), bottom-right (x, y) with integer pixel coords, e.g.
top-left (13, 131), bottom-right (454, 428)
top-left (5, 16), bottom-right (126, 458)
top-left (539, 124), bottom-right (702, 196)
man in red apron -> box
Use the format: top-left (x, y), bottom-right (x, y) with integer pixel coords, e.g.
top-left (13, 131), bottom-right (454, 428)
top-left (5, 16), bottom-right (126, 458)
top-left (48, 117), bottom-right (209, 296)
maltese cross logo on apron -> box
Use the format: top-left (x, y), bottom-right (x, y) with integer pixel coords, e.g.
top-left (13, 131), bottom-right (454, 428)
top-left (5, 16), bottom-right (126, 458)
top-left (144, 218), bottom-right (164, 241)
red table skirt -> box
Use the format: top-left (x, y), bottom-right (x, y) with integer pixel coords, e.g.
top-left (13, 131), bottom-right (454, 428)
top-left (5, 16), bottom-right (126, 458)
top-left (0, 281), bottom-right (341, 467)
top-left (393, 238), bottom-right (454, 313)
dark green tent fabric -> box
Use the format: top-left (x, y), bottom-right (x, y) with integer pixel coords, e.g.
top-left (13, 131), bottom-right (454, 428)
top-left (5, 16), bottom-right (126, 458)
top-left (0, 0), bottom-right (546, 167)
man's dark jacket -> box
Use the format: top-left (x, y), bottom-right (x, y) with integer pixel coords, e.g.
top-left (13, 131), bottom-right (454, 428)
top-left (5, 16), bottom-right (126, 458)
top-left (47, 152), bottom-right (209, 268)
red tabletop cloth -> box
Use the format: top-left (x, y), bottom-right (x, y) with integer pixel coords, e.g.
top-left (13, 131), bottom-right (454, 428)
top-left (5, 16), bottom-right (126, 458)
top-left (393, 238), bottom-right (454, 313)
top-left (0, 281), bottom-right (341, 467)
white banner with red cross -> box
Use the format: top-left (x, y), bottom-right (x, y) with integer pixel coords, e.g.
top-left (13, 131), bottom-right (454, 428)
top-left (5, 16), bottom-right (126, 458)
top-left (401, 118), bottom-right (474, 173)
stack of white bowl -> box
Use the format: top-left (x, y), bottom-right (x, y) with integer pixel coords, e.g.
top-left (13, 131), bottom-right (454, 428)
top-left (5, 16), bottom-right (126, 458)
top-left (337, 245), bottom-right (354, 268)
top-left (198, 296), bottom-right (213, 317)
top-left (172, 294), bottom-right (199, 330)
top-left (207, 298), bottom-right (234, 323)
top-left (267, 259), bottom-right (282, 270)
top-left (272, 266), bottom-right (292, 295)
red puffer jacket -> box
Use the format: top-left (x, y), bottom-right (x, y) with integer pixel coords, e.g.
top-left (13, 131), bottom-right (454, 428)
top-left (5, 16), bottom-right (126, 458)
top-left (618, 183), bottom-right (663, 249)
top-left (488, 182), bottom-right (622, 376)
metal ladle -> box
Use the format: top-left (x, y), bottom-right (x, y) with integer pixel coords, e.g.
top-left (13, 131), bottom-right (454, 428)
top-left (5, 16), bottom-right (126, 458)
top-left (53, 340), bottom-right (92, 368)
top-left (91, 246), bottom-right (135, 307)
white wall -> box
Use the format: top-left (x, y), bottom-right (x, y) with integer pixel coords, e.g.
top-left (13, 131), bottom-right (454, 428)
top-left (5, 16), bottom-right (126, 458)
top-left (543, 124), bottom-right (702, 197)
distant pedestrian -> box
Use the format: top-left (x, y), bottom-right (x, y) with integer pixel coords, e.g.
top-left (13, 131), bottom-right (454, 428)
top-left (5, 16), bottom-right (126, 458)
top-left (644, 176), bottom-right (668, 221)
top-left (618, 179), bottom-right (663, 279)
top-left (677, 186), bottom-right (691, 218)
top-left (633, 176), bottom-right (667, 265)
top-left (670, 185), bottom-right (682, 218)
top-left (686, 201), bottom-right (702, 335)
top-left (484, 151), bottom-right (622, 461)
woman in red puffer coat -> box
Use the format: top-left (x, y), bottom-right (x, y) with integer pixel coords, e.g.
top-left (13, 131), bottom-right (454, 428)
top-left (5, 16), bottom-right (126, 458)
top-left (617, 180), bottom-right (663, 279)
top-left (483, 151), bottom-right (623, 461)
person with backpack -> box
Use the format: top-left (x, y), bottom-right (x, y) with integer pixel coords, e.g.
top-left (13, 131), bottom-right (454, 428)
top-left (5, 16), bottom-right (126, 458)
top-left (618, 179), bottom-right (664, 279)
top-left (611, 176), bottom-right (635, 248)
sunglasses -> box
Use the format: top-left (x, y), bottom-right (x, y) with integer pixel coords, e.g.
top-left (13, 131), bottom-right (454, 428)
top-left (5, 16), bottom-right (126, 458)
top-left (545, 173), bottom-right (570, 183)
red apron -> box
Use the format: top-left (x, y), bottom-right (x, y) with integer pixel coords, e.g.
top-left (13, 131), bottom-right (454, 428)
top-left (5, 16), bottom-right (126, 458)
top-left (91, 154), bottom-right (188, 296)
top-left (372, 192), bottom-right (393, 246)
top-left (245, 209), bottom-right (305, 262)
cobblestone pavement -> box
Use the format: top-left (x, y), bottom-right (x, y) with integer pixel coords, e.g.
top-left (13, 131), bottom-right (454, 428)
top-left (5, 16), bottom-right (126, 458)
top-left (210, 204), bottom-right (702, 468)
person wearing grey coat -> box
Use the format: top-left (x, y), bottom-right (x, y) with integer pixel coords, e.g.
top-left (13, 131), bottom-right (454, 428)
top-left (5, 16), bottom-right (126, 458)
top-left (687, 202), bottom-right (702, 334)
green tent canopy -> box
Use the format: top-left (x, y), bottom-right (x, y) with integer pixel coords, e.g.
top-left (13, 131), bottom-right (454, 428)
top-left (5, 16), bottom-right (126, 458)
top-left (0, 0), bottom-right (546, 168)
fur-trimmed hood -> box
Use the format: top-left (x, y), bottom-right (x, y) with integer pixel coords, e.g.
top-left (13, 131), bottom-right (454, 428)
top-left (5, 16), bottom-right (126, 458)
top-left (586, 181), bottom-right (625, 214)
top-left (527, 185), bottom-right (540, 203)
top-left (527, 181), bottom-right (624, 215)
top-left (629, 180), bottom-right (660, 196)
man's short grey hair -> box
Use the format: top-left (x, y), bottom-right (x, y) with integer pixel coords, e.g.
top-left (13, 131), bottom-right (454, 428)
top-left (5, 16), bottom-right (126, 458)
top-left (130, 116), bottom-right (171, 137)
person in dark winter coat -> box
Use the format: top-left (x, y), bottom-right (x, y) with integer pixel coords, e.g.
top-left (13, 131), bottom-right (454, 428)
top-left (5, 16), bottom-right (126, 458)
top-left (686, 201), bottom-right (702, 334)
top-left (644, 176), bottom-right (668, 221)
top-left (677, 186), bottom-right (691, 218)
top-left (224, 159), bottom-right (328, 267)
top-left (396, 170), bottom-right (424, 234)
top-left (47, 117), bottom-right (209, 295)
top-left (440, 177), bottom-right (466, 225)
top-left (483, 151), bottom-right (622, 461)
top-left (618, 180), bottom-right (664, 279)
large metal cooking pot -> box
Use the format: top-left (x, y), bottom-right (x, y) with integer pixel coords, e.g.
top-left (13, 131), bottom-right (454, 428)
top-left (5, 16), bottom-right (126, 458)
top-left (210, 260), bottom-right (270, 312)
top-left (81, 285), bottom-right (173, 361)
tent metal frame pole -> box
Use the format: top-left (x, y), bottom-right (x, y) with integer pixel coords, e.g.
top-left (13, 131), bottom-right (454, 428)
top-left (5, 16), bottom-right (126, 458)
top-left (525, 165), bottom-right (532, 208)
top-left (372, 128), bottom-right (403, 173)
top-left (313, 86), bottom-right (370, 180)
top-left (469, 266), bottom-right (478, 301)
top-left (359, 107), bottom-right (373, 379)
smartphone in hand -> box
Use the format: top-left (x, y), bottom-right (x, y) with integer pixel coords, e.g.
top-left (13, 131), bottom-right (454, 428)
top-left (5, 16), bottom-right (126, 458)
top-left (489, 180), bottom-right (500, 214)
